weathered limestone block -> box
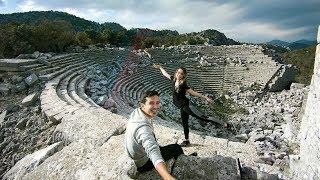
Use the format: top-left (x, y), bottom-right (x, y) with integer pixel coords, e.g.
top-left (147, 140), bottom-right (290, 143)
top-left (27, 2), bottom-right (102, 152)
top-left (52, 107), bottom-right (127, 144)
top-left (21, 93), bottom-right (38, 106)
top-left (16, 118), bottom-right (28, 129)
top-left (0, 83), bottom-right (10, 95)
top-left (32, 51), bottom-right (41, 58)
top-left (172, 155), bottom-right (240, 179)
top-left (96, 95), bottom-right (107, 106)
top-left (0, 59), bottom-right (34, 72)
top-left (3, 142), bottom-right (64, 180)
top-left (23, 134), bottom-right (163, 179)
top-left (37, 57), bottom-right (52, 67)
top-left (290, 83), bottom-right (306, 90)
top-left (0, 110), bottom-right (7, 125)
top-left (24, 73), bottom-right (39, 86)
top-left (23, 140), bottom-right (94, 179)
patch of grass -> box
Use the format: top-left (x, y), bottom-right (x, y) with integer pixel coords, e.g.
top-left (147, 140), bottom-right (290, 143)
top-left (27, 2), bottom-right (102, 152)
top-left (208, 96), bottom-right (234, 120)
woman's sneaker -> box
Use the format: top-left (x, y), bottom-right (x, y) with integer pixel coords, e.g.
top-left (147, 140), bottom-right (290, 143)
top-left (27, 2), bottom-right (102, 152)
top-left (180, 140), bottom-right (190, 147)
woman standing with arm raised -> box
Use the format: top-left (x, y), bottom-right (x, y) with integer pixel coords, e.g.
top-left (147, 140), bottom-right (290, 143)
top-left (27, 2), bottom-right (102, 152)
top-left (153, 64), bottom-right (229, 146)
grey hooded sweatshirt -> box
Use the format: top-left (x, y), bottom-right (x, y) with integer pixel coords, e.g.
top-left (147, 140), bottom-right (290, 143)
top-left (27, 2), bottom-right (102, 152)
top-left (124, 108), bottom-right (164, 168)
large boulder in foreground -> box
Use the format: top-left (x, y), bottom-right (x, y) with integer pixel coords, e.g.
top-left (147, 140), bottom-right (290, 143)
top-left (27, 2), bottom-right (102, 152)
top-left (3, 142), bottom-right (64, 180)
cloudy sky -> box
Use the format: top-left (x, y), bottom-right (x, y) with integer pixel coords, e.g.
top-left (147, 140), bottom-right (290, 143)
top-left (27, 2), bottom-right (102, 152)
top-left (0, 0), bottom-right (319, 43)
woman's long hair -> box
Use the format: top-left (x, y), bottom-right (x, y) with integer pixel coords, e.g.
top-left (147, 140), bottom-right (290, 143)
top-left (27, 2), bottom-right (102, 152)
top-left (174, 67), bottom-right (188, 92)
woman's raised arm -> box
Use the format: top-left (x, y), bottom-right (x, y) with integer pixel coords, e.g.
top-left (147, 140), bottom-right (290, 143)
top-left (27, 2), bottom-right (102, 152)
top-left (153, 64), bottom-right (171, 79)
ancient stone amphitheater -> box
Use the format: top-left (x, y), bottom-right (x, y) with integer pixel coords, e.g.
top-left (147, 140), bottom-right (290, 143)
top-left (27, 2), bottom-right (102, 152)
top-left (1, 26), bottom-right (319, 179)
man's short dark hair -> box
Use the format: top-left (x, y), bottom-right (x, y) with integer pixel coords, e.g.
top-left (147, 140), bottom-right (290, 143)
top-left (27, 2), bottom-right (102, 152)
top-left (140, 90), bottom-right (160, 104)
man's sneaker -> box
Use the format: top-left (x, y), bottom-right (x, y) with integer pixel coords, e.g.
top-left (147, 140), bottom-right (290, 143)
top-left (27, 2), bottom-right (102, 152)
top-left (180, 140), bottom-right (190, 147)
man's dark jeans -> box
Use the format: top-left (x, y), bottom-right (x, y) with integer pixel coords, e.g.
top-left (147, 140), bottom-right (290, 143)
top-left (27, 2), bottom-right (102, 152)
top-left (137, 144), bottom-right (184, 173)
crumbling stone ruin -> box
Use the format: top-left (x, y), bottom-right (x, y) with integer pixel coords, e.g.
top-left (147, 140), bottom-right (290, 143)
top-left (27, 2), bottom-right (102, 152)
top-left (0, 26), bottom-right (319, 179)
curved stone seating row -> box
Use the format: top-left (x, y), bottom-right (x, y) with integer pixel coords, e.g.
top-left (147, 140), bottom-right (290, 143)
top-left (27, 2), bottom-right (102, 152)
top-left (146, 48), bottom-right (189, 62)
top-left (38, 53), bottom-right (81, 67)
top-left (163, 62), bottom-right (226, 93)
top-left (77, 77), bottom-right (99, 107)
top-left (40, 50), bottom-right (124, 122)
top-left (76, 61), bottom-right (124, 108)
top-left (38, 50), bottom-right (121, 105)
top-left (223, 66), bottom-right (245, 88)
top-left (79, 53), bottom-right (136, 114)
top-left (57, 69), bottom-right (89, 106)
top-left (103, 74), bottom-right (118, 99)
top-left (131, 69), bottom-right (170, 94)
top-left (20, 54), bottom-right (75, 71)
top-left (41, 71), bottom-right (94, 124)
top-left (39, 56), bottom-right (91, 80)
top-left (197, 45), bottom-right (264, 55)
top-left (55, 60), bottom-right (108, 106)
top-left (110, 76), bottom-right (135, 115)
top-left (101, 66), bottom-right (172, 115)
top-left (37, 55), bottom-right (84, 76)
top-left (36, 50), bottom-right (125, 80)
top-left (68, 73), bottom-right (92, 107)
top-left (107, 72), bottom-right (164, 115)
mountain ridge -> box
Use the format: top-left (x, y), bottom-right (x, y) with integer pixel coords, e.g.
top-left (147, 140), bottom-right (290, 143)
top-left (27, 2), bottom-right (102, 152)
top-left (266, 39), bottom-right (316, 50)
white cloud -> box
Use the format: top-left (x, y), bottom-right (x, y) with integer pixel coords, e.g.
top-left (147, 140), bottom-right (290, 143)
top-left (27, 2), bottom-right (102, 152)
top-left (62, 7), bottom-right (78, 16)
top-left (17, 0), bottom-right (48, 11)
top-left (225, 22), bottom-right (308, 43)
top-left (61, 7), bottom-right (107, 23)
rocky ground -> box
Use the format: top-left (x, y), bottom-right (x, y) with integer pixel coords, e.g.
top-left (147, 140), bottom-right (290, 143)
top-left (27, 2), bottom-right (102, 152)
top-left (125, 84), bottom-right (305, 178)
top-left (159, 83), bottom-right (308, 177)
top-left (230, 83), bottom-right (307, 175)
top-left (0, 74), bottom-right (56, 178)
top-left (85, 65), bottom-right (122, 105)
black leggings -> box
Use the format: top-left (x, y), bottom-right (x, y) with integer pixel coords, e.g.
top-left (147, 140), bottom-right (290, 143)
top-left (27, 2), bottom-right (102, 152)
top-left (180, 105), bottom-right (219, 140)
top-left (137, 144), bottom-right (184, 173)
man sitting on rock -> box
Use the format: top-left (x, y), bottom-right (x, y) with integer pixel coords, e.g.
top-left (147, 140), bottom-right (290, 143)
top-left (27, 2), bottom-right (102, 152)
top-left (125, 90), bottom-right (184, 179)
